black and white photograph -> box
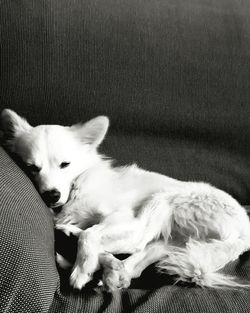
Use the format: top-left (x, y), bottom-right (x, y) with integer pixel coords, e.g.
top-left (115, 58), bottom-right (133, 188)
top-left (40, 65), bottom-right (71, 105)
top-left (0, 1), bottom-right (250, 312)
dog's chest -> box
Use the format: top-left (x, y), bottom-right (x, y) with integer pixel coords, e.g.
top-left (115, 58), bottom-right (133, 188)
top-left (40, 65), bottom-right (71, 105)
top-left (69, 166), bottom-right (147, 215)
top-left (65, 164), bottom-right (176, 225)
top-left (70, 182), bottom-right (116, 216)
top-left (69, 169), bottom-right (123, 216)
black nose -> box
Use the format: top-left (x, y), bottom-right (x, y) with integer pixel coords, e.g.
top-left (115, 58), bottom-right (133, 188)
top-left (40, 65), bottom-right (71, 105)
top-left (42, 189), bottom-right (61, 205)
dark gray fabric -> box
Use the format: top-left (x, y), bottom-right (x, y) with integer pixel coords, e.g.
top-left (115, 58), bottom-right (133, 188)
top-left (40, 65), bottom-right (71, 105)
top-left (50, 285), bottom-right (250, 313)
top-left (1, 0), bottom-right (250, 141)
top-left (0, 147), bottom-right (58, 313)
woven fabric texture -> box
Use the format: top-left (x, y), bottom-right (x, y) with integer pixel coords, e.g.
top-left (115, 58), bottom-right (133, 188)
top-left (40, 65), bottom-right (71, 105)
top-left (50, 284), bottom-right (250, 313)
top-left (0, 147), bottom-right (59, 313)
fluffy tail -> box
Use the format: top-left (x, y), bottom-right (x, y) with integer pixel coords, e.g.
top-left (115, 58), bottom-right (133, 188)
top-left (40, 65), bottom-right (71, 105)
top-left (157, 236), bottom-right (250, 288)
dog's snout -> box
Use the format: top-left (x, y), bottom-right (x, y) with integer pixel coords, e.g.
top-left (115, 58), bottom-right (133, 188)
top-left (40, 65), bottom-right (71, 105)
top-left (42, 189), bottom-right (61, 205)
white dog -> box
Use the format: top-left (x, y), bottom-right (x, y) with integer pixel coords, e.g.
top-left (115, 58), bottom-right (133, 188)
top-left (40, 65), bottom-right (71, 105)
top-left (1, 108), bottom-right (250, 291)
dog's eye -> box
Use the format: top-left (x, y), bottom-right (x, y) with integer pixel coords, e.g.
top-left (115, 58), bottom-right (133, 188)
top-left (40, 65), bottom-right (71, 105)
top-left (26, 164), bottom-right (41, 173)
top-left (60, 162), bottom-right (70, 169)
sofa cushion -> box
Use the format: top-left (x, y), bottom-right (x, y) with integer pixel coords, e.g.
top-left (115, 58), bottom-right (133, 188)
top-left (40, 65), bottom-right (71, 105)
top-left (0, 147), bottom-right (58, 313)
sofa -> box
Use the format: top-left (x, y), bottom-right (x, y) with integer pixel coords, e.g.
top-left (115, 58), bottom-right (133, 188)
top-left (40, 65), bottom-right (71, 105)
top-left (1, 0), bottom-right (250, 312)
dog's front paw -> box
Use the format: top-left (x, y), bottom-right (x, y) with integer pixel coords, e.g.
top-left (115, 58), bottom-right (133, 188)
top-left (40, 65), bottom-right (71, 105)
top-left (70, 266), bottom-right (92, 290)
top-left (54, 214), bottom-right (75, 226)
top-left (56, 224), bottom-right (82, 237)
top-left (100, 254), bottom-right (131, 292)
top-left (56, 253), bottom-right (73, 269)
top-left (103, 265), bottom-right (131, 292)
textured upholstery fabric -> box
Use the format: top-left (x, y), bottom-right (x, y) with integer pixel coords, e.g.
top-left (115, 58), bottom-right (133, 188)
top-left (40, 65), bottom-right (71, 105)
top-left (1, 0), bottom-right (250, 312)
top-left (0, 147), bottom-right (58, 313)
top-left (50, 283), bottom-right (250, 313)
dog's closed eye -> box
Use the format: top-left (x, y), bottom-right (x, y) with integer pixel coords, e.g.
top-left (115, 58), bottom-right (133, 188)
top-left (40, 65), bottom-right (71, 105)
top-left (26, 163), bottom-right (41, 173)
top-left (60, 162), bottom-right (70, 169)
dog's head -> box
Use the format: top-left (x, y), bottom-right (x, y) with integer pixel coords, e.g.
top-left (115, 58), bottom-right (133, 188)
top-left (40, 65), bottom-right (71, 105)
top-left (0, 109), bottom-right (109, 208)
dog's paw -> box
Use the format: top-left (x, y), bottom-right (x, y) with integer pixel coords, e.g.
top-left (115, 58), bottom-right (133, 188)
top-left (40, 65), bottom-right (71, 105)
top-left (56, 224), bottom-right (82, 237)
top-left (55, 224), bottom-right (72, 236)
top-left (100, 255), bottom-right (131, 291)
top-left (54, 210), bottom-right (77, 226)
top-left (56, 253), bottom-right (73, 269)
top-left (103, 265), bottom-right (131, 292)
top-left (70, 266), bottom-right (92, 290)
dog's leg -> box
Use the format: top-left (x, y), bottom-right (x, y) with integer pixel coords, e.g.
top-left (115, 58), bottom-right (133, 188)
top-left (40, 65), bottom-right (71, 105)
top-left (123, 241), bottom-right (168, 279)
top-left (101, 241), bottom-right (168, 290)
top-left (56, 253), bottom-right (73, 269)
top-left (56, 223), bottom-right (83, 237)
top-left (99, 252), bottom-right (131, 292)
top-left (69, 219), bottom-right (143, 290)
top-left (55, 222), bottom-right (131, 290)
top-left (70, 192), bottom-right (173, 290)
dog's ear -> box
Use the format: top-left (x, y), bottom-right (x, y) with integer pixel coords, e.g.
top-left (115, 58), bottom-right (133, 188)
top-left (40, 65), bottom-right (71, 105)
top-left (71, 116), bottom-right (109, 147)
top-left (0, 109), bottom-right (32, 140)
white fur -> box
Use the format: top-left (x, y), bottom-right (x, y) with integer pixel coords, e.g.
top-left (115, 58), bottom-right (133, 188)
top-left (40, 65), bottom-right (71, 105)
top-left (1, 108), bottom-right (250, 291)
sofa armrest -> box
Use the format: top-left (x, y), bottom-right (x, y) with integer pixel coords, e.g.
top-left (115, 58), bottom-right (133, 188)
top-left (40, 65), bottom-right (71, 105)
top-left (0, 147), bottom-right (58, 313)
